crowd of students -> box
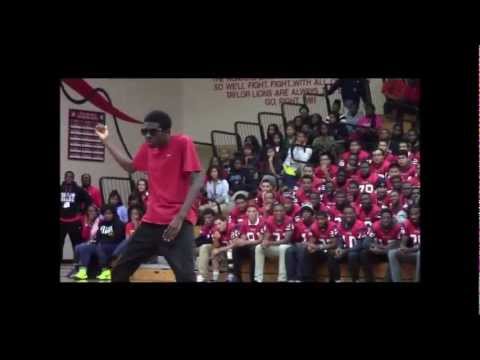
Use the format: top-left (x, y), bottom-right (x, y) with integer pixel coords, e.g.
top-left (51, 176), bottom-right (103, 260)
top-left (60, 79), bottom-right (421, 282)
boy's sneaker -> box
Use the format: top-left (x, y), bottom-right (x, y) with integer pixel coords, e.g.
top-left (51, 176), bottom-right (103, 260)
top-left (96, 268), bottom-right (111, 281)
top-left (196, 274), bottom-right (206, 282)
top-left (73, 267), bottom-right (88, 280)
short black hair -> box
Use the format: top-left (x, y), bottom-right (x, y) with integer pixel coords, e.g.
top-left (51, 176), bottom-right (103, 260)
top-left (201, 208), bottom-right (216, 218)
top-left (101, 204), bottom-right (118, 217)
top-left (144, 110), bottom-right (172, 130)
top-left (375, 179), bottom-right (387, 188)
top-left (235, 194), bottom-right (247, 202)
top-left (380, 208), bottom-right (393, 217)
top-left (108, 190), bottom-right (123, 206)
top-left (360, 160), bottom-right (370, 166)
top-left (373, 148), bottom-right (385, 156)
top-left (349, 180), bottom-right (359, 187)
top-left (302, 175), bottom-right (313, 182)
top-left (128, 205), bottom-right (144, 221)
top-left (65, 170), bottom-right (74, 177)
top-left (317, 210), bottom-right (328, 218)
top-left (397, 150), bottom-right (409, 157)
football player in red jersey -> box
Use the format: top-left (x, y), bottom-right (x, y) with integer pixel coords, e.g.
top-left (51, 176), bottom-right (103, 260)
top-left (321, 181), bottom-right (336, 210)
top-left (195, 208), bottom-right (216, 248)
top-left (360, 209), bottom-right (402, 282)
top-left (314, 152), bottom-right (339, 181)
top-left (400, 182), bottom-right (415, 208)
top-left (374, 180), bottom-right (390, 209)
top-left (295, 175), bottom-right (317, 205)
top-left (297, 164), bottom-right (323, 190)
top-left (411, 187), bottom-right (420, 207)
top-left (370, 149), bottom-right (390, 177)
top-left (387, 175), bottom-right (404, 193)
top-left (378, 140), bottom-right (396, 164)
top-left (283, 194), bottom-right (302, 222)
top-left (255, 179), bottom-right (275, 208)
top-left (346, 180), bottom-right (361, 208)
top-left (333, 168), bottom-right (349, 192)
top-left (286, 204), bottom-right (316, 282)
top-left (356, 161), bottom-right (380, 194)
top-left (396, 150), bottom-right (417, 179)
top-left (343, 153), bottom-right (360, 179)
top-left (254, 203), bottom-right (294, 282)
top-left (231, 205), bottom-right (265, 282)
top-left (302, 210), bottom-right (339, 282)
top-left (355, 192), bottom-right (381, 228)
top-left (388, 190), bottom-right (408, 224)
top-left (332, 206), bottom-right (369, 282)
top-left (308, 191), bottom-right (323, 213)
top-left (228, 194), bottom-right (249, 227)
top-left (340, 140), bottom-right (370, 165)
top-left (388, 206), bottom-right (420, 282)
top-left (258, 191), bottom-right (276, 219)
top-left (328, 190), bottom-right (349, 224)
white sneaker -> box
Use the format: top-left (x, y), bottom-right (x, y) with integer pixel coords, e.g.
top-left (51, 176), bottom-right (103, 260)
top-left (197, 274), bottom-right (205, 282)
top-left (287, 280), bottom-right (296, 283)
top-left (212, 271), bottom-right (220, 282)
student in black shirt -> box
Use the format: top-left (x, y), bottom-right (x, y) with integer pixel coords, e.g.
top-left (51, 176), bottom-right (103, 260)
top-left (60, 171), bottom-right (92, 262)
top-left (227, 157), bottom-right (254, 195)
top-left (73, 205), bottom-right (125, 281)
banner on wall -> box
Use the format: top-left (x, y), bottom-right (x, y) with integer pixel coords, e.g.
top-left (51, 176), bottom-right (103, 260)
top-left (68, 109), bottom-right (106, 162)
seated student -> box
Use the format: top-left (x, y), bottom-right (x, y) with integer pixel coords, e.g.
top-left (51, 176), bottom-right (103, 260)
top-left (282, 130), bottom-right (313, 189)
top-left (331, 206), bottom-right (371, 283)
top-left (197, 215), bottom-right (240, 282)
top-left (283, 194), bottom-right (302, 222)
top-left (343, 153), bottom-right (360, 179)
top-left (296, 164), bottom-right (323, 191)
top-left (327, 190), bottom-right (349, 224)
top-left (255, 178), bottom-right (277, 208)
top-left (312, 122), bottom-right (336, 156)
top-left (107, 190), bottom-right (129, 224)
top-left (314, 152), bottom-right (339, 182)
top-left (355, 103), bottom-right (383, 145)
top-left (286, 204), bottom-right (316, 282)
top-left (73, 205), bottom-right (125, 281)
top-left (271, 133), bottom-right (287, 161)
top-left (244, 135), bottom-right (262, 159)
top-left (135, 178), bottom-right (149, 208)
top-left (199, 165), bottom-right (231, 214)
top-left (355, 161), bottom-right (381, 194)
top-left (378, 140), bottom-right (397, 164)
top-left (308, 191), bottom-right (323, 213)
top-left (232, 205), bottom-right (265, 282)
top-left (332, 169), bottom-right (349, 193)
top-left (355, 192), bottom-right (381, 229)
top-left (396, 150), bottom-right (417, 179)
top-left (81, 173), bottom-right (103, 209)
top-left (370, 149), bottom-right (391, 178)
top-left (67, 204), bottom-right (101, 278)
top-left (282, 122), bottom-right (297, 149)
top-left (194, 208), bottom-right (216, 248)
top-left (295, 175), bottom-right (318, 206)
top-left (360, 208), bottom-right (402, 282)
top-left (346, 180), bottom-right (361, 208)
top-left (258, 191), bottom-right (276, 219)
top-left (321, 181), bottom-right (336, 210)
top-left (385, 165), bottom-right (404, 190)
top-left (112, 205), bottom-right (144, 260)
top-left (302, 210), bottom-right (339, 282)
top-left (339, 140), bottom-right (370, 166)
top-left (259, 146), bottom-right (283, 179)
top-left (388, 175), bottom-right (404, 194)
top-left (388, 206), bottom-right (420, 282)
top-left (254, 203), bottom-right (294, 282)
top-left (373, 180), bottom-right (390, 209)
top-left (388, 190), bottom-right (408, 224)
top-left (242, 144), bottom-right (260, 170)
top-left (127, 192), bottom-right (145, 214)
top-left (219, 148), bottom-right (233, 178)
top-left (400, 182), bottom-right (415, 209)
top-left (227, 157), bottom-right (255, 196)
top-left (228, 194), bottom-right (249, 226)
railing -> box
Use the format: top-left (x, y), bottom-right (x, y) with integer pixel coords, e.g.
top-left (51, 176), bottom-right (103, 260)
top-left (280, 102), bottom-right (309, 123)
top-left (210, 130), bottom-right (241, 157)
top-left (99, 176), bottom-right (133, 205)
top-left (234, 121), bottom-right (265, 147)
top-left (258, 112), bottom-right (286, 139)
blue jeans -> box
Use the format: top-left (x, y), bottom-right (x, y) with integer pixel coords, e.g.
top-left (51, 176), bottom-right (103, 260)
top-left (76, 242), bottom-right (119, 267)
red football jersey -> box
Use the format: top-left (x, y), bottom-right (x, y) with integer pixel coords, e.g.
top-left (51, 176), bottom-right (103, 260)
top-left (200, 222), bottom-right (215, 238)
top-left (372, 221), bottom-right (402, 246)
top-left (239, 217), bottom-right (266, 242)
top-left (264, 216), bottom-right (294, 242)
top-left (228, 206), bottom-right (248, 226)
top-left (285, 203), bottom-right (302, 222)
top-left (401, 219), bottom-right (421, 247)
top-left (292, 220), bottom-right (316, 243)
top-left (296, 176), bottom-right (323, 189)
top-left (385, 152), bottom-right (396, 164)
top-left (355, 172), bottom-right (381, 194)
top-left (355, 204), bottom-right (382, 228)
top-left (371, 160), bottom-right (391, 177)
top-left (399, 164), bottom-right (417, 179)
top-left (214, 222), bottom-right (241, 246)
top-left (327, 206), bottom-right (345, 224)
top-left (374, 193), bottom-right (390, 209)
top-left (337, 220), bottom-right (369, 249)
top-left (314, 164), bottom-right (339, 180)
top-left (311, 221), bottom-right (338, 246)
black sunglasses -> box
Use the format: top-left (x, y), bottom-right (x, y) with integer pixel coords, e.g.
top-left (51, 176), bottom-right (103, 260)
top-left (141, 128), bottom-right (163, 137)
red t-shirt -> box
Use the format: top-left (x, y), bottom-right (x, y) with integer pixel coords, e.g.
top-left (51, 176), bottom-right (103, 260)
top-left (355, 204), bottom-right (381, 228)
top-left (125, 221), bottom-right (140, 239)
top-left (292, 220), bottom-right (316, 243)
top-left (310, 221), bottom-right (338, 246)
top-left (132, 134), bottom-right (202, 225)
top-left (371, 160), bottom-right (390, 178)
top-left (81, 222), bottom-right (93, 242)
top-left (264, 216), bottom-right (294, 242)
top-left (314, 164), bottom-right (339, 180)
top-left (84, 185), bottom-right (102, 209)
top-left (239, 217), bottom-right (266, 242)
top-left (401, 220), bottom-right (421, 247)
top-left (337, 220), bottom-right (369, 249)
top-left (340, 150), bottom-right (370, 164)
top-left (372, 221), bottom-right (402, 246)
top-left (228, 206), bottom-right (248, 226)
